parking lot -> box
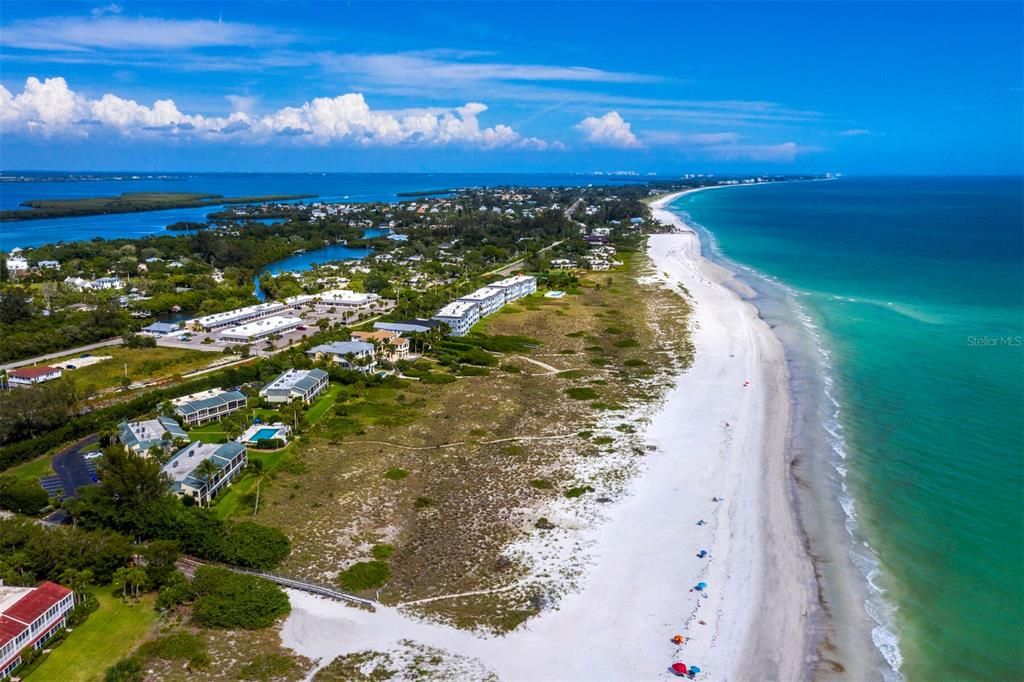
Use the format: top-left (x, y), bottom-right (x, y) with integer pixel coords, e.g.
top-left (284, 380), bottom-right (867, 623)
top-left (155, 300), bottom-right (395, 356)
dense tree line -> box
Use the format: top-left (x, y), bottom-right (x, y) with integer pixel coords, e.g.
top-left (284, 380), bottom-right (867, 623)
top-left (67, 447), bottom-right (290, 569)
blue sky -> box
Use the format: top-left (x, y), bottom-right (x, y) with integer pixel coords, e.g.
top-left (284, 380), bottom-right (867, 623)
top-left (1, 1), bottom-right (1021, 174)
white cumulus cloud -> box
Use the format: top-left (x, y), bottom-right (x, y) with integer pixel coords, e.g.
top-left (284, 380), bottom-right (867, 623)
top-left (0, 76), bottom-right (556, 150)
top-left (574, 111), bottom-right (642, 148)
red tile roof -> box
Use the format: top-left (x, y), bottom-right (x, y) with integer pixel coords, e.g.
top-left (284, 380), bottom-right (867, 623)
top-left (8, 366), bottom-right (60, 380)
top-left (0, 615), bottom-right (24, 648)
top-left (2, 582), bottom-right (71, 625)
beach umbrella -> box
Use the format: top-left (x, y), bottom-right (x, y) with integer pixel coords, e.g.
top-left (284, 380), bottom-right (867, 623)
top-left (689, 665), bottom-right (701, 674)
top-left (695, 582), bottom-right (707, 590)
top-left (670, 663), bottom-right (688, 676)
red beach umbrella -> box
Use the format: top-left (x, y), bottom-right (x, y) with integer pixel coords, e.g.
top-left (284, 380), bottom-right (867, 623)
top-left (670, 662), bottom-right (689, 676)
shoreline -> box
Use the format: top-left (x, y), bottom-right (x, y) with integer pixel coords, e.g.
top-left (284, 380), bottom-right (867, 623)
top-left (660, 185), bottom-right (895, 681)
top-left (277, 187), bottom-right (815, 680)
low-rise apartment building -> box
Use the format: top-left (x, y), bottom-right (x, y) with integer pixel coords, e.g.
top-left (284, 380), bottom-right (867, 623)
top-left (0, 582), bottom-right (74, 680)
top-left (259, 368), bottom-right (329, 404)
top-left (161, 441), bottom-right (248, 506)
top-left (432, 300), bottom-right (481, 336)
top-left (172, 389), bottom-right (247, 427)
top-left (457, 286), bottom-right (506, 317)
top-left (118, 416), bottom-right (190, 454)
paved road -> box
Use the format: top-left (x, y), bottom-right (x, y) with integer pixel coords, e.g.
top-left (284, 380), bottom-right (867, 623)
top-left (1, 338), bottom-right (122, 371)
top-left (49, 434), bottom-right (100, 499)
top-left (487, 239), bottom-right (565, 277)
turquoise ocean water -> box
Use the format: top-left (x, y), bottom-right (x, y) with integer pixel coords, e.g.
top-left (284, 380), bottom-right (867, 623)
top-left (672, 177), bottom-right (1023, 681)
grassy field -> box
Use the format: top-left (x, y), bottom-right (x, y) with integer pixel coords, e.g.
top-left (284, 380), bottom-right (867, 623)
top-left (211, 445), bottom-right (297, 520)
top-left (29, 591), bottom-right (158, 682)
top-left (244, 250), bottom-right (694, 631)
top-left (52, 345), bottom-right (214, 396)
top-left (4, 453), bottom-right (54, 481)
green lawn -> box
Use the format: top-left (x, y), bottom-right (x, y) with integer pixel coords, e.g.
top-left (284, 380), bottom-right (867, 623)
top-left (54, 345), bottom-right (214, 395)
top-left (211, 444), bottom-right (296, 520)
top-left (4, 454), bottom-right (54, 481)
top-left (187, 422), bottom-right (229, 444)
top-left (304, 384), bottom-right (341, 424)
top-left (29, 591), bottom-right (158, 682)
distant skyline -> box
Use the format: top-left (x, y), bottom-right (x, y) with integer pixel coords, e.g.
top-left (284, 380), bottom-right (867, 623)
top-left (1, 1), bottom-right (1021, 174)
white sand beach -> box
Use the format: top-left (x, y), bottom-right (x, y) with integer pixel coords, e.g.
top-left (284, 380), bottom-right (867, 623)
top-left (280, 190), bottom-right (816, 680)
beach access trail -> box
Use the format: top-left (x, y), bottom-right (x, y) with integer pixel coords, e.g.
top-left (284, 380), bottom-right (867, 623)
top-left (279, 190), bottom-right (815, 680)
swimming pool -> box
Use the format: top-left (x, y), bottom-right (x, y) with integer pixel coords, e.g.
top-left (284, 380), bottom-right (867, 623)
top-left (250, 427), bottom-right (281, 441)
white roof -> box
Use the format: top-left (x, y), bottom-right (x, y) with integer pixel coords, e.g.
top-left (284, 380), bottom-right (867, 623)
top-left (317, 289), bottom-right (379, 304)
top-left (194, 302), bottom-right (285, 327)
top-left (490, 274), bottom-right (536, 288)
top-left (458, 286), bottom-right (504, 302)
top-left (435, 300), bottom-right (479, 319)
top-left (221, 315), bottom-right (301, 338)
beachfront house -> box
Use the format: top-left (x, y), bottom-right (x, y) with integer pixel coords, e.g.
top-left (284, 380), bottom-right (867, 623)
top-left (118, 416), bottom-right (190, 455)
top-left (307, 340), bottom-right (377, 372)
top-left (351, 330), bottom-right (411, 362)
top-left (7, 366), bottom-right (62, 388)
top-left (172, 389), bottom-right (247, 427)
top-left (259, 368), bottom-right (329, 404)
top-left (0, 581), bottom-right (75, 679)
top-left (161, 441), bottom-right (247, 506)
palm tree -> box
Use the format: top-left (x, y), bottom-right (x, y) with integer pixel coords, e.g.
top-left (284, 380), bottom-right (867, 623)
top-left (60, 568), bottom-right (93, 606)
top-left (194, 458), bottom-right (220, 506)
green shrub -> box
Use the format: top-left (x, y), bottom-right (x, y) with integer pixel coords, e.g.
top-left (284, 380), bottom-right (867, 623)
top-left (565, 485), bottom-right (595, 499)
top-left (534, 517), bottom-right (555, 529)
top-left (413, 496), bottom-right (434, 509)
top-left (499, 363), bottom-right (522, 373)
top-left (0, 475), bottom-right (49, 515)
top-left (137, 631), bottom-right (210, 668)
top-left (565, 387), bottom-right (598, 400)
top-left (371, 544), bottom-right (394, 560)
top-left (529, 479), bottom-right (553, 489)
top-left (156, 571), bottom-right (194, 611)
top-left (337, 560), bottom-right (390, 591)
top-left (66, 592), bottom-right (99, 627)
top-left (218, 522), bottom-right (291, 570)
top-left (191, 566), bottom-right (290, 629)
top-left (458, 347), bottom-right (498, 367)
top-left (384, 467), bottom-right (409, 481)
top-left (420, 372), bottom-right (457, 384)
top-left (239, 653), bottom-right (297, 681)
top-left (592, 436), bottom-right (614, 445)
top-left (613, 338), bottom-right (639, 348)
top-left (623, 358), bottom-right (647, 367)
top-left (104, 657), bottom-right (144, 682)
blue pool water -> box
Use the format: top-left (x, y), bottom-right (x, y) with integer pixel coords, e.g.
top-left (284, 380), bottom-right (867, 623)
top-left (250, 428), bottom-right (281, 441)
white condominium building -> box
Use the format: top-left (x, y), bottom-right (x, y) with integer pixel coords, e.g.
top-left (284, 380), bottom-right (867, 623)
top-left (487, 274), bottom-right (537, 302)
top-left (432, 300), bottom-right (481, 336)
top-left (457, 286), bottom-right (506, 317)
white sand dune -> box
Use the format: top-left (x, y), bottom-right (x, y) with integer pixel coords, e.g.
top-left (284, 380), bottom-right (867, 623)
top-left (280, 190), bottom-right (816, 681)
